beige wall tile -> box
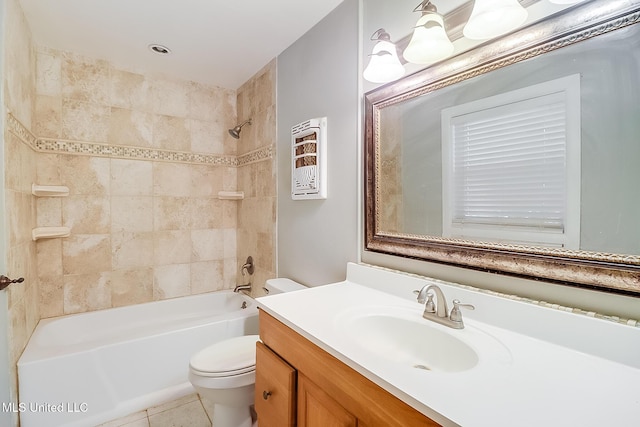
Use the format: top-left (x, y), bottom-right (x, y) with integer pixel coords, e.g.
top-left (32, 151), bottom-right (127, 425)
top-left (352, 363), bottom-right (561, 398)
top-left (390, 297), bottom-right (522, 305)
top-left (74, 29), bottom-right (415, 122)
top-left (153, 264), bottom-right (190, 300)
top-left (190, 261), bottom-right (224, 294)
top-left (36, 197), bottom-right (62, 227)
top-left (61, 98), bottom-right (111, 142)
top-left (4, 0), bottom-right (35, 128)
top-left (190, 198), bottom-right (222, 229)
top-left (62, 234), bottom-right (111, 275)
top-left (109, 108), bottom-right (154, 147)
top-left (112, 232), bottom-right (154, 269)
top-left (148, 77), bottom-right (189, 118)
top-left (36, 153), bottom-right (61, 184)
top-left (190, 165), bottom-right (221, 198)
top-left (63, 272), bottom-right (112, 314)
top-left (34, 94), bottom-right (62, 138)
top-left (191, 229), bottom-right (224, 261)
top-left (60, 155), bottom-right (110, 196)
top-left (111, 268), bottom-right (154, 308)
top-left (111, 159), bottom-right (153, 196)
top-left (39, 277), bottom-right (64, 319)
top-left (61, 52), bottom-right (111, 104)
top-left (36, 50), bottom-right (62, 96)
top-left (189, 119), bottom-right (223, 154)
top-left (111, 196), bottom-right (154, 232)
top-left (153, 197), bottom-right (192, 231)
top-left (109, 69), bottom-right (147, 110)
top-left (153, 115), bottom-right (190, 151)
top-left (153, 162), bottom-right (192, 196)
top-left (63, 196), bottom-right (110, 234)
top-left (154, 230), bottom-right (191, 265)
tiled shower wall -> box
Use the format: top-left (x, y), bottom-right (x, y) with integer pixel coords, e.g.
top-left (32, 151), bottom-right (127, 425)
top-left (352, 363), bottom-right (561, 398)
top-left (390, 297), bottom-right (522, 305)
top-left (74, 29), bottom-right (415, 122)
top-left (3, 0), bottom-right (39, 417)
top-left (236, 61), bottom-right (277, 292)
top-left (32, 47), bottom-right (243, 317)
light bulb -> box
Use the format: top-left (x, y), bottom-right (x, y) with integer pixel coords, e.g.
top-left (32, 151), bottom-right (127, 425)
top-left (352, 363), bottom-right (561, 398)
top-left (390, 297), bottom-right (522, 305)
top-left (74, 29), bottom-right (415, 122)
top-left (403, 13), bottom-right (454, 65)
top-left (363, 40), bottom-right (405, 83)
top-left (463, 0), bottom-right (528, 40)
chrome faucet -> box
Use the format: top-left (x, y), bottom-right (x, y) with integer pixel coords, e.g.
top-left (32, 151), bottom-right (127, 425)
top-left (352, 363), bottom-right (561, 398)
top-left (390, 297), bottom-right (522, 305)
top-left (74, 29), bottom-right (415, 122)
top-left (416, 284), bottom-right (475, 329)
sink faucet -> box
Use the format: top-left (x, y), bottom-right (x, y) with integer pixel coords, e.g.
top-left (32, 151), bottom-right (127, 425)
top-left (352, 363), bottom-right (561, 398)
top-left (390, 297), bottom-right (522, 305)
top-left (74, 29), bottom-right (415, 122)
top-left (416, 284), bottom-right (475, 329)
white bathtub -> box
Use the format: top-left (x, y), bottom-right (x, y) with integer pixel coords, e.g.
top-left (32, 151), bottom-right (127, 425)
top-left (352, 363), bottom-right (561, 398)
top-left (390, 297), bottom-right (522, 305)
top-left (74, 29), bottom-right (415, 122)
top-left (17, 291), bottom-right (258, 427)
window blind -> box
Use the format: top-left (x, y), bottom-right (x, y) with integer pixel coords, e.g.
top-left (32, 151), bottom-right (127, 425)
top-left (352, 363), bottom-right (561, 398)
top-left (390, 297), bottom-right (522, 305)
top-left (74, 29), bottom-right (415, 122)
top-left (451, 95), bottom-right (566, 229)
top-left (441, 75), bottom-right (581, 248)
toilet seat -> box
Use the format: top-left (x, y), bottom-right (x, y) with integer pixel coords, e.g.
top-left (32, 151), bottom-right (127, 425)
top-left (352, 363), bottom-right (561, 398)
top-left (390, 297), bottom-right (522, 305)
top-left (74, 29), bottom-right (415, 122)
top-left (189, 335), bottom-right (260, 378)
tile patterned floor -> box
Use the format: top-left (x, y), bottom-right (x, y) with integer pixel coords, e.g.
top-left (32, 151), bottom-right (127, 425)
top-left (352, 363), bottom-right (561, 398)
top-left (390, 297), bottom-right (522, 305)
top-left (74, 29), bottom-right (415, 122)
top-left (97, 393), bottom-right (214, 427)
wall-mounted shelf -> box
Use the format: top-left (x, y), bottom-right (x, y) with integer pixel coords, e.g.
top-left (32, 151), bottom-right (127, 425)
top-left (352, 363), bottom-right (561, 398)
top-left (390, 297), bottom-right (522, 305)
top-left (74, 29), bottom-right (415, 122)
top-left (217, 191), bottom-right (244, 200)
top-left (32, 227), bottom-right (70, 241)
top-left (32, 184), bottom-right (69, 197)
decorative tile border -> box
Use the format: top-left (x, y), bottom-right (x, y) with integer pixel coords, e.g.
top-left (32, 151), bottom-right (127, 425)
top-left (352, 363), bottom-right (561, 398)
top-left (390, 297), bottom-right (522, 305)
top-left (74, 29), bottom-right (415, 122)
top-left (7, 112), bottom-right (272, 167)
top-left (6, 113), bottom-right (38, 150)
top-left (238, 145), bottom-right (274, 166)
top-left (363, 263), bottom-right (640, 328)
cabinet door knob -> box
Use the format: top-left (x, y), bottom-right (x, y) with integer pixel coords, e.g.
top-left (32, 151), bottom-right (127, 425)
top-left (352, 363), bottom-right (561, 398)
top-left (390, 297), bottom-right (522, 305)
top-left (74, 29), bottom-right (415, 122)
top-left (262, 390), bottom-right (272, 400)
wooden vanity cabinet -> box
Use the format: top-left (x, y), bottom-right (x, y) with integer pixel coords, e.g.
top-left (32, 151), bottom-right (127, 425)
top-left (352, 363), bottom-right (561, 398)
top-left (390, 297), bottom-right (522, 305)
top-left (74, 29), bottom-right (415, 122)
top-left (255, 341), bottom-right (296, 427)
top-left (256, 310), bottom-right (440, 427)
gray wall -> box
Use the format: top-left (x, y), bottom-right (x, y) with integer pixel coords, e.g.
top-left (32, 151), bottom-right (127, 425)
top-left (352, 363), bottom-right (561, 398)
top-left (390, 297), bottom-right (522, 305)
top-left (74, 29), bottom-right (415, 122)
top-left (276, 0), bottom-right (360, 286)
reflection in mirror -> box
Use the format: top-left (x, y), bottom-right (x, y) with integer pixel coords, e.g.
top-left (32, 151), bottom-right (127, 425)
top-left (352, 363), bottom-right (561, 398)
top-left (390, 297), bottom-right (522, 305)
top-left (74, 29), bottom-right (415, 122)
top-left (365, 0), bottom-right (640, 294)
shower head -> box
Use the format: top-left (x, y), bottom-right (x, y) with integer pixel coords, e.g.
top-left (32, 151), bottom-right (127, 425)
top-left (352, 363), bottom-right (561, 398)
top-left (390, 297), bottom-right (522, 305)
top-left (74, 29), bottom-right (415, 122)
top-left (228, 119), bottom-right (252, 139)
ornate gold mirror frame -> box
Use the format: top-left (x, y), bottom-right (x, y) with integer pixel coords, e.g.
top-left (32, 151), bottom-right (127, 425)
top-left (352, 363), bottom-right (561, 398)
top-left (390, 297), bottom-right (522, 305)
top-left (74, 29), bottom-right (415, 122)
top-left (364, 0), bottom-right (640, 295)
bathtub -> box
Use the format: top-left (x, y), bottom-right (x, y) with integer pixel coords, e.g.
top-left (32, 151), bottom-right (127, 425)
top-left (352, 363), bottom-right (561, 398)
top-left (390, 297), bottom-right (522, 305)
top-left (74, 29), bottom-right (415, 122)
top-left (17, 291), bottom-right (258, 427)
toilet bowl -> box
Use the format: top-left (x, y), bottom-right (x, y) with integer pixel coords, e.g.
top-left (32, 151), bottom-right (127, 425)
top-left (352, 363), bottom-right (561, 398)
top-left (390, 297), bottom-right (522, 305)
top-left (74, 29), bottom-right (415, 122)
top-left (189, 335), bottom-right (260, 427)
top-left (188, 278), bottom-right (306, 427)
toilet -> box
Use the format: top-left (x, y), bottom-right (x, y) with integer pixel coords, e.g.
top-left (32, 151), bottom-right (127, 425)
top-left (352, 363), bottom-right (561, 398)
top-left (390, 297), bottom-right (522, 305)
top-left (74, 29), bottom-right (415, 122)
top-left (188, 278), bottom-right (305, 427)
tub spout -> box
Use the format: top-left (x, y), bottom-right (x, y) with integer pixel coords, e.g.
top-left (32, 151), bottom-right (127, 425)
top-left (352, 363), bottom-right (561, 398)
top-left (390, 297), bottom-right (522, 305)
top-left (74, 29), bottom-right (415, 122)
top-left (234, 283), bottom-right (252, 294)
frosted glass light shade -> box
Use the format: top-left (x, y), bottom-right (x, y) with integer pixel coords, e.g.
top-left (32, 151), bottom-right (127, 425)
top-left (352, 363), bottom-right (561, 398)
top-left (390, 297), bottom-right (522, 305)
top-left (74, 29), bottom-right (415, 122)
top-left (463, 0), bottom-right (528, 40)
top-left (363, 40), bottom-right (405, 83)
top-left (403, 13), bottom-right (454, 65)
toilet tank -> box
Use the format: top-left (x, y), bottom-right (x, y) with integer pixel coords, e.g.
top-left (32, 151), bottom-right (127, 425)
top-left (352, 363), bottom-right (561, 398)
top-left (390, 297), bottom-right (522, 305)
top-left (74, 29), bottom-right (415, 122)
top-left (264, 278), bottom-right (306, 295)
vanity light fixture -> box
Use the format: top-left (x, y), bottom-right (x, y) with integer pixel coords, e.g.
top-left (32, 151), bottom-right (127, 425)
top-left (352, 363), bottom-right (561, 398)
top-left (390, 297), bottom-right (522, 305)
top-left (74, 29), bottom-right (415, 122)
top-left (363, 28), bottom-right (405, 83)
top-left (403, 1), bottom-right (454, 65)
top-left (463, 0), bottom-right (528, 40)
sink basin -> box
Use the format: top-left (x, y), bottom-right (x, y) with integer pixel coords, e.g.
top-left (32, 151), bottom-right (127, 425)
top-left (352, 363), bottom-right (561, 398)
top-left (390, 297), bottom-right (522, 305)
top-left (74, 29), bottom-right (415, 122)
top-left (344, 313), bottom-right (479, 373)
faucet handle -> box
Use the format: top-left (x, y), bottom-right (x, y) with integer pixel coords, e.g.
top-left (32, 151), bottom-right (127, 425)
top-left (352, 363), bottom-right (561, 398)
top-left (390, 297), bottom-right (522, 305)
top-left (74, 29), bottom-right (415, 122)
top-left (424, 293), bottom-right (436, 314)
top-left (449, 299), bottom-right (475, 323)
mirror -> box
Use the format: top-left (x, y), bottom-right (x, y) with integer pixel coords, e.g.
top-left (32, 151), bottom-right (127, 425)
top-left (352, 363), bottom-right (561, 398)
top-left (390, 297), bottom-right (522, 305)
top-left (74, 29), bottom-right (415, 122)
top-left (364, 0), bottom-right (640, 295)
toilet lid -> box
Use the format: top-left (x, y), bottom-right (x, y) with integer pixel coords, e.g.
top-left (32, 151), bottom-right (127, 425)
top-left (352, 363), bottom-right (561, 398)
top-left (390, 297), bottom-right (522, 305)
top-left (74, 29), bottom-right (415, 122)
top-left (190, 335), bottom-right (260, 377)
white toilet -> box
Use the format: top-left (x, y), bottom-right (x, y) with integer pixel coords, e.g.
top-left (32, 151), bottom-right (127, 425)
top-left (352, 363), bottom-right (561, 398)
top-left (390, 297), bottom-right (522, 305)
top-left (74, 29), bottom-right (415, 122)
top-left (188, 278), bottom-right (305, 427)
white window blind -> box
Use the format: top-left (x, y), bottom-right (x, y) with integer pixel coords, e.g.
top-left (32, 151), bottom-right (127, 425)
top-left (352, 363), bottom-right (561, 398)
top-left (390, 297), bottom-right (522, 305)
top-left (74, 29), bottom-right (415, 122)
top-left (441, 75), bottom-right (581, 248)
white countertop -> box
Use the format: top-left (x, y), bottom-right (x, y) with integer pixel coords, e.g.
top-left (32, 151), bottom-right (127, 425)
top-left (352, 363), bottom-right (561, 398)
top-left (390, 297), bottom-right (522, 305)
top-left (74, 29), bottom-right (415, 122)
top-left (257, 263), bottom-right (640, 427)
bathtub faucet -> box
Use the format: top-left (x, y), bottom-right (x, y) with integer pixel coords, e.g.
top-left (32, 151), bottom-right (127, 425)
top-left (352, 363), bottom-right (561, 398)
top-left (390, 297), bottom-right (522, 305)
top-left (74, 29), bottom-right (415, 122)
top-left (234, 283), bottom-right (252, 293)
top-left (241, 256), bottom-right (254, 277)
top-left (235, 256), bottom-right (254, 294)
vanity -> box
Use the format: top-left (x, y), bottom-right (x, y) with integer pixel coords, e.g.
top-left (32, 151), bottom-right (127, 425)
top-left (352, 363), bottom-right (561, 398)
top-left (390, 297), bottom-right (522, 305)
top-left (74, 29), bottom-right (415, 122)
top-left (256, 263), bottom-right (640, 426)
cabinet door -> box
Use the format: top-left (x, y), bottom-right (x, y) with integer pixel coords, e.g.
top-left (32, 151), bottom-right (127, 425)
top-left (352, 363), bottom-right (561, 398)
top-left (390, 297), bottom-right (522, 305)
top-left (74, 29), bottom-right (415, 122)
top-left (255, 342), bottom-right (296, 427)
top-left (298, 374), bottom-right (357, 427)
